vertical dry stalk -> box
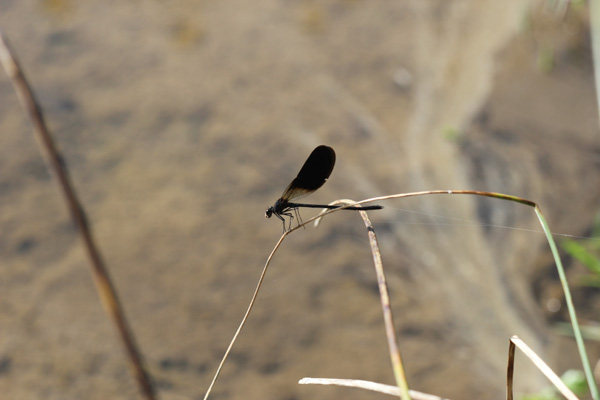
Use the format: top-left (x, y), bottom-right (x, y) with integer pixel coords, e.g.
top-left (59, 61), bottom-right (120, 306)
top-left (357, 208), bottom-right (411, 400)
top-left (506, 339), bottom-right (515, 400)
top-left (0, 30), bottom-right (157, 400)
top-left (314, 199), bottom-right (410, 398)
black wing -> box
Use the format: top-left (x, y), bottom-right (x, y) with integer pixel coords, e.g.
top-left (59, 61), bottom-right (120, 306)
top-left (280, 145), bottom-right (336, 201)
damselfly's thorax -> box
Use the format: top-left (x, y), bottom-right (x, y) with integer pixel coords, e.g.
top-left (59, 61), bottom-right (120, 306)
top-left (265, 198), bottom-right (290, 219)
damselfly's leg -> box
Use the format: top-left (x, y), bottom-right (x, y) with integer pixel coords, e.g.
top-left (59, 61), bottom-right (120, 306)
top-left (273, 212), bottom-right (287, 232)
top-left (293, 208), bottom-right (304, 229)
top-left (282, 211), bottom-right (294, 232)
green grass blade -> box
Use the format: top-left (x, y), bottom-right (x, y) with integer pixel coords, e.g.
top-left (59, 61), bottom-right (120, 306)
top-left (535, 206), bottom-right (599, 400)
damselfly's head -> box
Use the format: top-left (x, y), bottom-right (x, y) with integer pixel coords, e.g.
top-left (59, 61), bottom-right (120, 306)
top-left (265, 207), bottom-right (274, 218)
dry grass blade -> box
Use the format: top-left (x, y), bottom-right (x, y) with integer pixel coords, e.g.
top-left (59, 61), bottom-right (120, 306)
top-left (203, 234), bottom-right (287, 400)
top-left (0, 29), bottom-right (157, 400)
top-left (315, 199), bottom-right (410, 399)
top-left (358, 204), bottom-right (410, 400)
top-left (508, 336), bottom-right (579, 400)
top-left (299, 377), bottom-right (448, 400)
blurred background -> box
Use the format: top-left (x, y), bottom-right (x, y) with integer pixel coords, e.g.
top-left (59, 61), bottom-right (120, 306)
top-left (1, 1), bottom-right (599, 399)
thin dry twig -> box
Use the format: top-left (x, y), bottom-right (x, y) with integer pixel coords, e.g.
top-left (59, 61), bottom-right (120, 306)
top-left (0, 29), bottom-right (157, 400)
